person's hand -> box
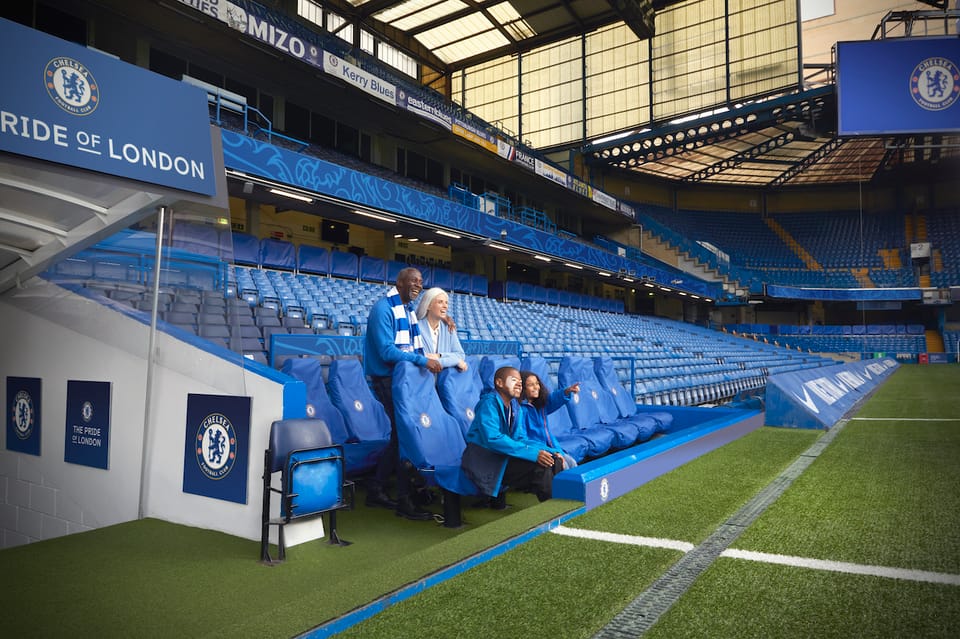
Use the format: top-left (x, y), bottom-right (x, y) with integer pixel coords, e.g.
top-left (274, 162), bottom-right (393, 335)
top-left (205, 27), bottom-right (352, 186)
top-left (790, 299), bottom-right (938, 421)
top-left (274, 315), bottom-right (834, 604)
top-left (425, 352), bottom-right (440, 360)
top-left (456, 360), bottom-right (468, 371)
top-left (564, 383), bottom-right (580, 395)
top-left (426, 358), bottom-right (443, 373)
top-left (442, 314), bottom-right (457, 332)
top-left (536, 450), bottom-right (555, 467)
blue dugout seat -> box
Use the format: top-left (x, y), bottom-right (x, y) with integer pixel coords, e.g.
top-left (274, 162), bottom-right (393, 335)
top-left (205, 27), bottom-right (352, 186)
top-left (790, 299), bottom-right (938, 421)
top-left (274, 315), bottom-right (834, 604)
top-left (436, 355), bottom-right (482, 437)
top-left (519, 356), bottom-right (593, 463)
top-left (558, 356), bottom-right (641, 451)
top-left (392, 362), bottom-right (479, 527)
top-left (326, 359), bottom-right (392, 444)
top-left (281, 358), bottom-right (388, 475)
top-left (260, 418), bottom-right (353, 563)
top-left (593, 357), bottom-right (672, 438)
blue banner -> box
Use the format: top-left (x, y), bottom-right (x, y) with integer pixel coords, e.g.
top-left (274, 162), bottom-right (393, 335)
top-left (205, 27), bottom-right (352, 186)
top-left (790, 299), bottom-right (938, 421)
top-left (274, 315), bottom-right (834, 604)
top-left (64, 380), bottom-right (111, 469)
top-left (838, 38), bottom-right (960, 135)
top-left (7, 377), bottom-right (41, 456)
top-left (0, 18), bottom-right (216, 195)
top-left (766, 358), bottom-right (899, 430)
top-left (182, 394), bottom-right (251, 504)
top-left (767, 285), bottom-right (922, 302)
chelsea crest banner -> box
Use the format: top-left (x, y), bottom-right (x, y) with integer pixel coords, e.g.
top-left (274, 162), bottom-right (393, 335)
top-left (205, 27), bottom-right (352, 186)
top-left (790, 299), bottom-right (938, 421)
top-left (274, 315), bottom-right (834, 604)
top-left (7, 376), bottom-right (41, 456)
top-left (182, 394), bottom-right (251, 504)
top-left (837, 37), bottom-right (960, 136)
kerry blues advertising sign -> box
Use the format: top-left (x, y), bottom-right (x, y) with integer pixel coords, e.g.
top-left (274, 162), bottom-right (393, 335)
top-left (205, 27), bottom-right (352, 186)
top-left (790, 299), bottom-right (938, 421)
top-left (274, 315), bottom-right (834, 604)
top-left (0, 18), bottom-right (216, 195)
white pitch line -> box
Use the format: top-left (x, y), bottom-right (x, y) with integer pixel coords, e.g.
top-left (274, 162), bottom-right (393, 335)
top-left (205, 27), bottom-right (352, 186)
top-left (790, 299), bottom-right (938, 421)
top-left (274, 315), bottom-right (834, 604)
top-left (552, 526), bottom-right (960, 587)
top-left (551, 525), bottom-right (695, 552)
top-left (721, 548), bottom-right (960, 586)
top-left (849, 417), bottom-right (960, 422)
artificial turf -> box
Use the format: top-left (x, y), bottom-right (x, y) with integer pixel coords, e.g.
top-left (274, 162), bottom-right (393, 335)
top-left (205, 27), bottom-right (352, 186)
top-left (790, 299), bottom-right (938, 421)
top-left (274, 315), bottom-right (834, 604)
top-left (570, 426), bottom-right (820, 543)
top-left (734, 367), bottom-right (960, 572)
top-left (0, 490), bottom-right (575, 639)
top-left (645, 557), bottom-right (960, 639)
top-left (335, 533), bottom-right (681, 639)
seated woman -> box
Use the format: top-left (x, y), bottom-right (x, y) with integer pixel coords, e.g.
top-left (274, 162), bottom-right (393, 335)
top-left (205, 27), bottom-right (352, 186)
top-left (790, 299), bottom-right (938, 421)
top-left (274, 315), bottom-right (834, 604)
top-left (518, 371), bottom-right (580, 470)
top-left (416, 287), bottom-right (468, 371)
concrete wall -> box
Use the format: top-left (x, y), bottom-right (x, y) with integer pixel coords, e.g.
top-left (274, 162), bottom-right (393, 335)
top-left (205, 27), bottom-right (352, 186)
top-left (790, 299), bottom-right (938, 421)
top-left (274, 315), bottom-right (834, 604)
top-left (0, 280), bottom-right (300, 548)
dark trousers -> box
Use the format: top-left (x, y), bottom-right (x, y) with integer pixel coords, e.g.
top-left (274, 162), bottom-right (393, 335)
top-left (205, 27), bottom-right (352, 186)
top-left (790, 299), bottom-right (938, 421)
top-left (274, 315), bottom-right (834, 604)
top-left (370, 374), bottom-right (410, 499)
top-left (500, 456), bottom-right (559, 502)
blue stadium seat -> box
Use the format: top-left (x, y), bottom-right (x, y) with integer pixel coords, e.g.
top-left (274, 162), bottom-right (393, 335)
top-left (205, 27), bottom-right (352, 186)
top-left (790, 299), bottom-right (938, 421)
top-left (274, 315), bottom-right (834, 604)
top-left (330, 250), bottom-right (359, 280)
top-left (436, 355), bottom-right (482, 436)
top-left (280, 358), bottom-right (388, 476)
top-left (231, 232), bottom-right (260, 266)
top-left (260, 418), bottom-right (353, 563)
top-left (558, 357), bottom-right (639, 449)
top-left (392, 362), bottom-right (480, 526)
top-left (298, 245), bottom-right (330, 275)
top-left (326, 358), bottom-right (392, 444)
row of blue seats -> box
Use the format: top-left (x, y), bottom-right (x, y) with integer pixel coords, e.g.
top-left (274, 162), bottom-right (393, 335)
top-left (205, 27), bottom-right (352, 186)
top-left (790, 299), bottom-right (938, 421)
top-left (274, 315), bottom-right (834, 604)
top-left (280, 354), bottom-right (677, 492)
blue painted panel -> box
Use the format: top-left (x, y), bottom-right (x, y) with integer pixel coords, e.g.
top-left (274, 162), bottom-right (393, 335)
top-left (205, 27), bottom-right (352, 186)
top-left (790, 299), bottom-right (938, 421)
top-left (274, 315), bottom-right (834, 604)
top-left (765, 358), bottom-right (899, 430)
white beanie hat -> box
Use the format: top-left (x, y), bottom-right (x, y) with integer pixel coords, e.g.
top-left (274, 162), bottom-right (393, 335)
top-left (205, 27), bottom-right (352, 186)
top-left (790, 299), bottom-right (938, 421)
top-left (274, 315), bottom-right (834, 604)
top-left (416, 287), bottom-right (447, 320)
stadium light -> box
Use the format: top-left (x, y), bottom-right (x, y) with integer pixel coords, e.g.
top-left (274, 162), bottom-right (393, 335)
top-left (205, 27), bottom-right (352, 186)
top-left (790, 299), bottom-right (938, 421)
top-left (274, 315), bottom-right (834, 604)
top-left (268, 188), bottom-right (313, 203)
top-left (533, 255), bottom-right (551, 262)
top-left (598, 271), bottom-right (612, 277)
top-left (354, 210), bottom-right (397, 223)
top-left (486, 243), bottom-right (510, 251)
top-left (436, 230), bottom-right (462, 239)
top-left (564, 262), bottom-right (583, 269)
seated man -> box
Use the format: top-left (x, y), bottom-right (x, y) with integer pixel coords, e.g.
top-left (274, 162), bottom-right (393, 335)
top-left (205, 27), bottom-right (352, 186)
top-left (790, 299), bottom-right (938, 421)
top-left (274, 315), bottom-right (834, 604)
top-left (461, 365), bottom-right (562, 506)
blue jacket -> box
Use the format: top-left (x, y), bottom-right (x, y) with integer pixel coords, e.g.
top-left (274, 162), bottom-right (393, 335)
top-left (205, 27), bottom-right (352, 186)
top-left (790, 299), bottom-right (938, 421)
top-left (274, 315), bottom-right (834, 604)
top-left (461, 390), bottom-right (542, 496)
top-left (363, 296), bottom-right (428, 377)
top-left (417, 318), bottom-right (466, 369)
top-left (518, 388), bottom-right (570, 455)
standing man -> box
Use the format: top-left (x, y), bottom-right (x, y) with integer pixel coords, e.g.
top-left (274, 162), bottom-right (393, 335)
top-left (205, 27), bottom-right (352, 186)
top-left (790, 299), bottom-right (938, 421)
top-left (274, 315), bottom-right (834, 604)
top-left (364, 267), bottom-right (443, 520)
top-left (461, 366), bottom-right (562, 507)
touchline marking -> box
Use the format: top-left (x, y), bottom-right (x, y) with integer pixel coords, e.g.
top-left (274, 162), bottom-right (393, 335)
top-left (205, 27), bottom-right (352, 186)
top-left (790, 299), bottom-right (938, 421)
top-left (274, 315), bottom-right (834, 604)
top-left (722, 549), bottom-right (960, 586)
top-left (554, 526), bottom-right (960, 587)
top-left (850, 417), bottom-right (960, 422)
top-left (551, 525), bottom-right (695, 552)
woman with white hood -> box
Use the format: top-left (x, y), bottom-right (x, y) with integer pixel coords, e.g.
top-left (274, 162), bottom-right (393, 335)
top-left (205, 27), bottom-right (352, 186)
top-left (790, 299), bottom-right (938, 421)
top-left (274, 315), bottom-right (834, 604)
top-left (416, 287), bottom-right (468, 372)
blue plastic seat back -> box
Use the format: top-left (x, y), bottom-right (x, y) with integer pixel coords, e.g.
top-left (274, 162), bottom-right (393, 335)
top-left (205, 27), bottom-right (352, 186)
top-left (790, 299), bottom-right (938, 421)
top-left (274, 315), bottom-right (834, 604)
top-left (558, 356), bottom-right (604, 428)
top-left (392, 362), bottom-right (465, 469)
top-left (327, 358), bottom-right (391, 442)
top-left (594, 357), bottom-right (637, 418)
top-left (479, 355), bottom-right (521, 393)
top-left (280, 358), bottom-right (350, 443)
top-left (267, 418), bottom-right (334, 474)
top-left (284, 447), bottom-right (343, 519)
top-left (437, 355), bottom-right (482, 436)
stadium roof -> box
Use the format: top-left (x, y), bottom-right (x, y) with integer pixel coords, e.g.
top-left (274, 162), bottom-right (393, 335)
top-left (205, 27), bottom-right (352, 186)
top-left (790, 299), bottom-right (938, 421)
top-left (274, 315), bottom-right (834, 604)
top-left (327, 0), bottom-right (682, 70)
top-left (584, 85), bottom-right (960, 187)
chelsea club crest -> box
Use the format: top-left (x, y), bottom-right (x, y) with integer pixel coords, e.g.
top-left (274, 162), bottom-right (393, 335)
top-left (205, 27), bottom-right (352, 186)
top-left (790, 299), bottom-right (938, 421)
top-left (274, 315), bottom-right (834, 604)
top-left (11, 390), bottom-right (35, 440)
top-left (44, 57), bottom-right (99, 116)
top-left (910, 57), bottom-right (959, 111)
top-left (195, 413), bottom-right (237, 480)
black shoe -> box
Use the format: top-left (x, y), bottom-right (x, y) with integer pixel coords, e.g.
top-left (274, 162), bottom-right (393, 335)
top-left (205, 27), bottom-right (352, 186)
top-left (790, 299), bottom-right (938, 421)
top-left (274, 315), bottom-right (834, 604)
top-left (365, 489), bottom-right (397, 510)
top-left (490, 492), bottom-right (508, 510)
top-left (395, 496), bottom-right (433, 521)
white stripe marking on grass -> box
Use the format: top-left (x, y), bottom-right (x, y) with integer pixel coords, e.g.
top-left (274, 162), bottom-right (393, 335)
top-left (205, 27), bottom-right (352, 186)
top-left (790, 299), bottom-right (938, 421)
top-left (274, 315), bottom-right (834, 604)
top-left (721, 549), bottom-right (960, 586)
top-left (849, 417), bottom-right (960, 422)
top-left (550, 525), bottom-right (695, 552)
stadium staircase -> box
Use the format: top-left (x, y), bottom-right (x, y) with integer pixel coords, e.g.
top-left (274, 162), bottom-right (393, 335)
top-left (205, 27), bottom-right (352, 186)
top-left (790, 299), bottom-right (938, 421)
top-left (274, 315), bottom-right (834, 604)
top-left (762, 217), bottom-right (821, 270)
top-left (925, 330), bottom-right (945, 353)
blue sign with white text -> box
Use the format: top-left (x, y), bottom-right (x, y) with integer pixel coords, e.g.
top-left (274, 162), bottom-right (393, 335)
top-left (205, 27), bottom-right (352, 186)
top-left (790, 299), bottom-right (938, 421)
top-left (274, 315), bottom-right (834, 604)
top-left (7, 376), bottom-right (41, 456)
top-left (182, 394), bottom-right (251, 504)
top-left (838, 38), bottom-right (960, 135)
top-left (766, 359), bottom-right (899, 430)
top-left (64, 380), bottom-right (111, 469)
top-left (0, 18), bottom-right (216, 195)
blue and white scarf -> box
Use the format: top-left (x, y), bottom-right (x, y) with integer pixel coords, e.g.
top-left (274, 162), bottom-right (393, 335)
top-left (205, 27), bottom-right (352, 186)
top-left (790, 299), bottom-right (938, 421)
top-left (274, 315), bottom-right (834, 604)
top-left (387, 287), bottom-right (424, 354)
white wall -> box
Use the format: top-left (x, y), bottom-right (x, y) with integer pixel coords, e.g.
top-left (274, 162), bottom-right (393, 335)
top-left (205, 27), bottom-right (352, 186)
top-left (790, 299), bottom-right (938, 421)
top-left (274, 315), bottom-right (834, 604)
top-left (0, 280), bottom-right (302, 548)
